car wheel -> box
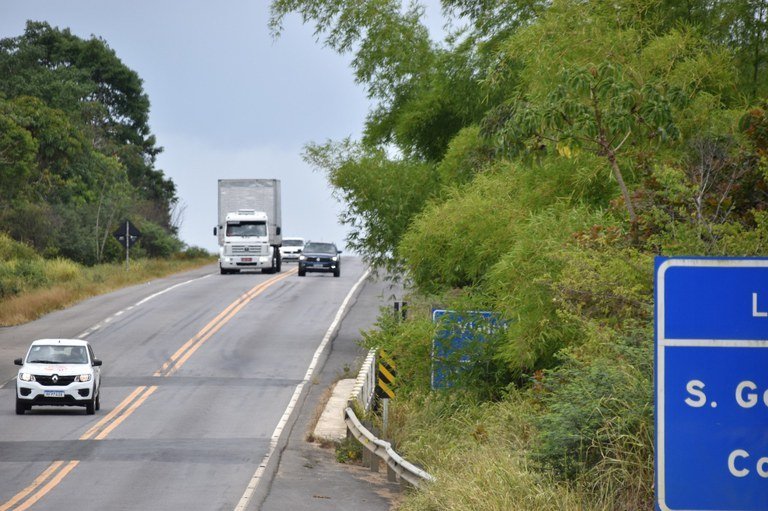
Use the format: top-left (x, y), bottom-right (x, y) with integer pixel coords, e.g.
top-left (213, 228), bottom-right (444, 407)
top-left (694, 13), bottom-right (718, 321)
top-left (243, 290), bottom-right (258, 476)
top-left (86, 397), bottom-right (96, 415)
top-left (220, 267), bottom-right (229, 275)
top-left (15, 398), bottom-right (28, 415)
top-left (334, 267), bottom-right (340, 277)
top-left (298, 268), bottom-right (306, 277)
top-left (95, 390), bottom-right (101, 411)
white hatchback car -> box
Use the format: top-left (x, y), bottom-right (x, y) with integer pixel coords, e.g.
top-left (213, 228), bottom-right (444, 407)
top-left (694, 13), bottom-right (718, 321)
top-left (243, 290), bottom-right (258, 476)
top-left (14, 339), bottom-right (102, 415)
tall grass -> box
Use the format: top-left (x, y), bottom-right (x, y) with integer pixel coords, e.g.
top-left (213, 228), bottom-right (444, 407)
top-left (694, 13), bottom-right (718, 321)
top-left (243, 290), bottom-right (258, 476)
top-left (0, 237), bottom-right (215, 326)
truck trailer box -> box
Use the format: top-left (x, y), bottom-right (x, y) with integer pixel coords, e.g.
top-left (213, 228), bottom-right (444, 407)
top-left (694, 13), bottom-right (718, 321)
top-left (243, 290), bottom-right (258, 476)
top-left (216, 179), bottom-right (282, 247)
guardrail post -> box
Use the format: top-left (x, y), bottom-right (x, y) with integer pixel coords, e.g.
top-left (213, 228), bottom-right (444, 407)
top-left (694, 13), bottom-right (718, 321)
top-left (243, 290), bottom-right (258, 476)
top-left (370, 455), bottom-right (380, 473)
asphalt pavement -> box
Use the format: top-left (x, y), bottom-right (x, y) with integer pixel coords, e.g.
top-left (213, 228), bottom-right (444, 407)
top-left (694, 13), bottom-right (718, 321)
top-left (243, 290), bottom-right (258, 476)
top-left (259, 267), bottom-right (403, 511)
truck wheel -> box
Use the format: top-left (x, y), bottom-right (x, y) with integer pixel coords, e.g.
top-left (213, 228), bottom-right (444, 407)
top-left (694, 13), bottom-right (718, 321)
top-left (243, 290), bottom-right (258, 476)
top-left (220, 267), bottom-right (228, 275)
top-left (276, 252), bottom-right (282, 273)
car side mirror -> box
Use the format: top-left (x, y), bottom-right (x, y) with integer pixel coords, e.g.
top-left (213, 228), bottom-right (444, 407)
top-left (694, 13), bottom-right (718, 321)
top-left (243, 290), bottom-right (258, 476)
top-left (276, 226), bottom-right (281, 235)
top-left (92, 359), bottom-right (102, 367)
top-left (14, 358), bottom-right (23, 366)
top-left (338, 250), bottom-right (343, 254)
top-left (298, 249), bottom-right (302, 253)
top-left (213, 226), bottom-right (218, 235)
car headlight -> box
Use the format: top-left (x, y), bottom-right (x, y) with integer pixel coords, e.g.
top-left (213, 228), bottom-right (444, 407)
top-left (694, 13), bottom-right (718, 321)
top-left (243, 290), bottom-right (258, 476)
top-left (331, 256), bottom-right (338, 261)
top-left (299, 255), bottom-right (306, 261)
top-left (77, 374), bottom-right (92, 382)
top-left (18, 373), bottom-right (35, 382)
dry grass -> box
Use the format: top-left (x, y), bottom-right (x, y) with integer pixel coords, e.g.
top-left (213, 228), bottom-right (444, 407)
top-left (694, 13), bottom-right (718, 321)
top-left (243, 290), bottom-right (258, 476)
top-left (0, 257), bottom-right (214, 326)
top-left (306, 382), bottom-right (337, 444)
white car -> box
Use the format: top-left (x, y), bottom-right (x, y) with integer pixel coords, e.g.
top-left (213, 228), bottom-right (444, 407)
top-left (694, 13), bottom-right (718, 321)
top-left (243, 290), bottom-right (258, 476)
top-left (280, 237), bottom-right (305, 262)
top-left (14, 339), bottom-right (102, 415)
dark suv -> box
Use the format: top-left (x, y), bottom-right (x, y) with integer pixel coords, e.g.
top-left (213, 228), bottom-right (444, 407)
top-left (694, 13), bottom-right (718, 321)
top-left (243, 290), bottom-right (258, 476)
top-left (298, 242), bottom-right (341, 277)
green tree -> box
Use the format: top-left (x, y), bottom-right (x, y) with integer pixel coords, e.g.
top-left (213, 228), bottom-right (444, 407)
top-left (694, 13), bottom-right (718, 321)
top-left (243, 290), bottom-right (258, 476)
top-left (482, 3), bottom-right (736, 229)
top-left (0, 21), bottom-right (177, 228)
top-left (304, 139), bottom-right (439, 272)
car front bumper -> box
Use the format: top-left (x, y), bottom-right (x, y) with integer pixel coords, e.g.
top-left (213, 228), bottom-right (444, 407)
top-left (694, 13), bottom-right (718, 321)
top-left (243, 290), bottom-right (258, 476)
top-left (17, 381), bottom-right (95, 406)
top-left (299, 261), bottom-right (338, 272)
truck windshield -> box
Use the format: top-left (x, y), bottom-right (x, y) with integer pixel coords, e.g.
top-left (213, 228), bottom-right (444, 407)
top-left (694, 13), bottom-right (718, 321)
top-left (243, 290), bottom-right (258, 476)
top-left (226, 222), bottom-right (267, 237)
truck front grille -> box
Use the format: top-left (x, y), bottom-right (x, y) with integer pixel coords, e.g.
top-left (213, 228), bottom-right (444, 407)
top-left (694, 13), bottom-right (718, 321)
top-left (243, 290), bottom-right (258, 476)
top-left (230, 245), bottom-right (266, 255)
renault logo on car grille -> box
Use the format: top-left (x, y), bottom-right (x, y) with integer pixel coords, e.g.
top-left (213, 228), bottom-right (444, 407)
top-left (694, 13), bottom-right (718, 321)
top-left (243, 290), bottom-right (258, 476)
top-left (52, 374), bottom-right (59, 383)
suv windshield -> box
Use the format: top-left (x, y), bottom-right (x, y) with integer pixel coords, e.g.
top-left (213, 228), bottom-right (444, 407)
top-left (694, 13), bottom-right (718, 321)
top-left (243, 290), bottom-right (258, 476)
top-left (226, 221), bottom-right (266, 237)
top-left (27, 345), bottom-right (88, 364)
top-left (284, 239), bottom-right (304, 247)
top-left (304, 242), bottom-right (337, 253)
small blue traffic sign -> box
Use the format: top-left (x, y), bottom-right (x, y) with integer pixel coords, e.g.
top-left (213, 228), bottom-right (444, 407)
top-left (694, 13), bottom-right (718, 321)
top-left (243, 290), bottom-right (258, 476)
top-left (431, 310), bottom-right (505, 389)
top-left (656, 257), bottom-right (768, 511)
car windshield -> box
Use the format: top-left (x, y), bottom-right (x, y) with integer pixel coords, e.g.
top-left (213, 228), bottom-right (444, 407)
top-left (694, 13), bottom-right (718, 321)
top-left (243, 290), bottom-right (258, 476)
top-left (27, 345), bottom-right (88, 364)
top-left (284, 239), bottom-right (304, 247)
top-left (304, 242), bottom-right (336, 253)
top-left (226, 221), bottom-right (266, 237)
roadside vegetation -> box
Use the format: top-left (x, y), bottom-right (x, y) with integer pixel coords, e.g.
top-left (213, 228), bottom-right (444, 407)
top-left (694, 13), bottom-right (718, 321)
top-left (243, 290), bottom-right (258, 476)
top-left (270, 0), bottom-right (768, 509)
top-left (0, 233), bottom-right (213, 326)
top-left (0, 23), bottom-right (214, 325)
top-left (0, 22), bottom-right (187, 265)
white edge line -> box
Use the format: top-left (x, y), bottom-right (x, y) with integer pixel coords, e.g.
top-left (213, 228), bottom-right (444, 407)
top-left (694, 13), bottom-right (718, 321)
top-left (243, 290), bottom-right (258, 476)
top-left (234, 268), bottom-right (371, 511)
top-left (76, 274), bottom-right (211, 338)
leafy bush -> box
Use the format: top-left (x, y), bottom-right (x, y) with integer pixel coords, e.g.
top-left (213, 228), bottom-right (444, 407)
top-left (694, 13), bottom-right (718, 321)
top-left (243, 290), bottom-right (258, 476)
top-left (176, 246), bottom-right (213, 259)
top-left (360, 311), bottom-right (436, 395)
top-left (132, 221), bottom-right (184, 259)
top-left (483, 204), bottom-right (616, 374)
top-left (531, 331), bottom-right (654, 507)
top-left (0, 262), bottom-right (22, 298)
top-left (0, 232), bottom-right (36, 261)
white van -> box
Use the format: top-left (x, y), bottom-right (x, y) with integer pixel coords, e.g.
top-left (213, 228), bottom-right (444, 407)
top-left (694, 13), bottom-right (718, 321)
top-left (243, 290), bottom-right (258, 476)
top-left (280, 237), bottom-right (305, 262)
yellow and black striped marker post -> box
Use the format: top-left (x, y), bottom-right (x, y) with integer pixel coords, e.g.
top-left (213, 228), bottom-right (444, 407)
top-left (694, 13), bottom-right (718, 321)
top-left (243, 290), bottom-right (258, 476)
top-left (377, 349), bottom-right (396, 400)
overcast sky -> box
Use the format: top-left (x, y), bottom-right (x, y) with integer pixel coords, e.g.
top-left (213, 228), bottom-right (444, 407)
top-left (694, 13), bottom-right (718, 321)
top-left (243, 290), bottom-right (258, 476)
top-left (0, 1), bottom-right (444, 253)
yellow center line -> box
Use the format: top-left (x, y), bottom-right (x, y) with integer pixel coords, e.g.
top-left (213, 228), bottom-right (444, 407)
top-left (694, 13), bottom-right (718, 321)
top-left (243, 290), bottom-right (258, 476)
top-left (0, 461), bottom-right (80, 511)
top-left (156, 269), bottom-right (296, 377)
top-left (0, 461), bottom-right (65, 511)
top-left (80, 386), bottom-right (147, 440)
top-left (94, 386), bottom-right (158, 440)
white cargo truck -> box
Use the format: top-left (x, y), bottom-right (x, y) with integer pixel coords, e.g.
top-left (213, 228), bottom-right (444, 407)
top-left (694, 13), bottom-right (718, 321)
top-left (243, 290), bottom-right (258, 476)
top-left (214, 179), bottom-right (282, 274)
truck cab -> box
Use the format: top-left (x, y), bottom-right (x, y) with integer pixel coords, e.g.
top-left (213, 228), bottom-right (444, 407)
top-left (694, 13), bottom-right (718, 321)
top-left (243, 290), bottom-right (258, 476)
top-left (215, 209), bottom-right (281, 274)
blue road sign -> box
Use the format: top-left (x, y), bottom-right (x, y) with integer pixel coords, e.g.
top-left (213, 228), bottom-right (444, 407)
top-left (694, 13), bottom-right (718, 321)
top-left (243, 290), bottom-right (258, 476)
top-left (656, 257), bottom-right (768, 511)
top-left (431, 309), bottom-right (505, 389)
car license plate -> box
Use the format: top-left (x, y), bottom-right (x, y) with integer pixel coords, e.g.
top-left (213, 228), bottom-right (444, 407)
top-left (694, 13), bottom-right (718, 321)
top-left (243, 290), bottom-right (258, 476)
top-left (309, 263), bottom-right (323, 267)
top-left (241, 257), bottom-right (252, 262)
top-left (44, 390), bottom-right (65, 398)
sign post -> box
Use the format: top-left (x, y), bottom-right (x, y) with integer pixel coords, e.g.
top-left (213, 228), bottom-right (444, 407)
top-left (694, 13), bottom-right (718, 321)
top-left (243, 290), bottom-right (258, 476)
top-left (656, 257), bottom-right (768, 511)
top-left (113, 220), bottom-right (140, 270)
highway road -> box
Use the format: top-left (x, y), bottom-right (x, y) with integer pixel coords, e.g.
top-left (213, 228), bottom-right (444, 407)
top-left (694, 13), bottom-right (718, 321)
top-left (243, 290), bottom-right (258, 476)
top-left (0, 257), bottom-right (396, 510)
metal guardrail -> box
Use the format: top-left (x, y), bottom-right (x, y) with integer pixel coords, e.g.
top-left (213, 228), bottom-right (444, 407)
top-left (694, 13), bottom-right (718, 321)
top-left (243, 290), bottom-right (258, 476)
top-left (345, 347), bottom-right (435, 486)
top-left (349, 348), bottom-right (377, 412)
top-left (344, 406), bottom-right (435, 487)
